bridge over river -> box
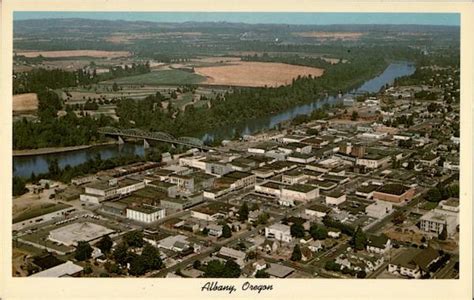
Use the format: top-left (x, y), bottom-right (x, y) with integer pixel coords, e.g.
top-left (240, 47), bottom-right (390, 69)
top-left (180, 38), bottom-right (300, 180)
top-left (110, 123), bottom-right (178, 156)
top-left (98, 127), bottom-right (216, 151)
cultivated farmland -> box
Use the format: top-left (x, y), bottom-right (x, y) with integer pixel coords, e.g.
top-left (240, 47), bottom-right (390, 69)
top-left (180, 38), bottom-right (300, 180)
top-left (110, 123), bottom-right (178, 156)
top-left (13, 93), bottom-right (38, 112)
top-left (101, 70), bottom-right (206, 85)
top-left (194, 61), bottom-right (324, 87)
top-left (15, 50), bottom-right (131, 58)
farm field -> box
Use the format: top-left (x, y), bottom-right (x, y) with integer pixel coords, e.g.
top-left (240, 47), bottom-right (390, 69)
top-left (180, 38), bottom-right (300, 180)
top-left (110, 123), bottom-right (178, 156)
top-left (15, 50), bottom-right (131, 58)
top-left (101, 70), bottom-right (206, 85)
top-left (292, 31), bottom-right (365, 40)
top-left (194, 61), bottom-right (324, 87)
top-left (13, 93), bottom-right (38, 112)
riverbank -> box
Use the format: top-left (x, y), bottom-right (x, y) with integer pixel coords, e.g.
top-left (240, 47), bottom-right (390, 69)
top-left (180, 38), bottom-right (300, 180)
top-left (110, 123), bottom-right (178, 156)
top-left (13, 141), bottom-right (116, 157)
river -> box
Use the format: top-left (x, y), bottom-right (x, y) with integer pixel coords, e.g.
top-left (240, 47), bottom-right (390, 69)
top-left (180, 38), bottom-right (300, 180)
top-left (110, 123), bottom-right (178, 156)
top-left (13, 62), bottom-right (415, 178)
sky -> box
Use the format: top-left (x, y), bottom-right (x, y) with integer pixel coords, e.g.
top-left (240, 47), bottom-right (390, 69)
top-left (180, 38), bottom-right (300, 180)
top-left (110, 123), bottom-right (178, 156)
top-left (13, 12), bottom-right (460, 26)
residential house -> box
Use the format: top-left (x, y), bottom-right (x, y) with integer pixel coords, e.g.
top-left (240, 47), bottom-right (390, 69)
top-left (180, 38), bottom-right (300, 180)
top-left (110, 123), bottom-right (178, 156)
top-left (366, 234), bottom-right (391, 254)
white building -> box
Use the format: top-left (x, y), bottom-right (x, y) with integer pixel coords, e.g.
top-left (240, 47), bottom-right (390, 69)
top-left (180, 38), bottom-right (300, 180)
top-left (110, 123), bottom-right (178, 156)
top-left (305, 204), bottom-right (330, 218)
top-left (443, 160), bottom-right (459, 171)
top-left (366, 235), bottom-right (391, 254)
top-left (265, 223), bottom-right (292, 243)
top-left (360, 132), bottom-right (388, 140)
top-left (207, 224), bottom-right (223, 237)
top-left (179, 155), bottom-right (207, 170)
top-left (419, 206), bottom-right (458, 237)
top-left (126, 205), bottom-right (165, 223)
top-left (356, 155), bottom-right (391, 169)
top-left (281, 184), bottom-right (319, 203)
top-left (80, 178), bottom-right (145, 204)
top-left (325, 191), bottom-right (346, 206)
top-left (254, 181), bottom-right (285, 198)
top-left (365, 201), bottom-right (393, 219)
top-left (30, 261), bottom-right (83, 277)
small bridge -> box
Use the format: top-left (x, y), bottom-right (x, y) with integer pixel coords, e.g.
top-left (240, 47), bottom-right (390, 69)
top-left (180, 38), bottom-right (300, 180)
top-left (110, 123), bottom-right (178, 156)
top-left (98, 127), bottom-right (216, 151)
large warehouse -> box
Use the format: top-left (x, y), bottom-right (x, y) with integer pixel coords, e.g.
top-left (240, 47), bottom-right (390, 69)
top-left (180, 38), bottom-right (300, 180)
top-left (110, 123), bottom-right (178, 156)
top-left (48, 222), bottom-right (114, 246)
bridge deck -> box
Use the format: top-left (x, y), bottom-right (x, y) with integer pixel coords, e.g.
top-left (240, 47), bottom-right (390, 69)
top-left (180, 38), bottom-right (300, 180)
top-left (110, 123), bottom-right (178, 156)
top-left (98, 127), bottom-right (215, 151)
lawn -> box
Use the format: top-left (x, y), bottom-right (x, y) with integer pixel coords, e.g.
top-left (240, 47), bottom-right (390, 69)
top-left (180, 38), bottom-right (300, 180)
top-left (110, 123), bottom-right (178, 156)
top-left (170, 92), bottom-right (194, 109)
top-left (13, 203), bottom-right (72, 223)
top-left (101, 70), bottom-right (206, 86)
top-left (420, 201), bottom-right (439, 210)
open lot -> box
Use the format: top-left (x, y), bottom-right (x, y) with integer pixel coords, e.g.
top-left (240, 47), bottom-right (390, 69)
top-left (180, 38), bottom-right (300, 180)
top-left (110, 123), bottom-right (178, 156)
top-left (13, 93), bottom-right (38, 112)
top-left (15, 50), bottom-right (131, 58)
top-left (194, 61), bottom-right (324, 87)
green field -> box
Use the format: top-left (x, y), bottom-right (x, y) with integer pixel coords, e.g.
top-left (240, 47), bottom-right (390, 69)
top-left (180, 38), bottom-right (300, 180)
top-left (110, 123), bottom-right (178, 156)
top-left (13, 203), bottom-right (72, 223)
top-left (102, 70), bottom-right (206, 85)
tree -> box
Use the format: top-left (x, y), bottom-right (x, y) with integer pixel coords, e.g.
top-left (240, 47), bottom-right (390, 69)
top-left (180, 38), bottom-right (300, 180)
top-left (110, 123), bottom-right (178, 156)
top-left (193, 260), bottom-right (201, 269)
top-left (222, 224), bottom-right (232, 238)
top-left (392, 211), bottom-right (406, 225)
top-left (74, 241), bottom-right (93, 261)
top-left (96, 235), bottom-right (113, 254)
top-left (238, 202), bottom-right (249, 222)
top-left (113, 243), bottom-right (129, 266)
top-left (310, 224), bottom-right (328, 240)
top-left (351, 227), bottom-right (367, 251)
top-left (13, 176), bottom-right (28, 196)
top-left (351, 111), bottom-right (359, 121)
top-left (256, 213), bottom-right (269, 225)
top-left (250, 203), bottom-right (260, 211)
top-left (123, 230), bottom-right (144, 247)
top-left (325, 260), bottom-right (341, 272)
top-left (47, 158), bottom-right (60, 178)
top-left (112, 82), bottom-right (119, 92)
top-left (203, 259), bottom-right (241, 278)
top-left (141, 243), bottom-right (162, 270)
top-left (426, 188), bottom-right (442, 203)
top-left (356, 270), bottom-right (367, 278)
top-left (255, 270), bottom-right (270, 278)
top-left (203, 260), bottom-right (225, 277)
top-left (129, 254), bottom-right (148, 276)
top-left (291, 244), bottom-right (302, 261)
top-left (290, 223), bottom-right (305, 238)
top-left (83, 265), bottom-right (93, 274)
top-left (438, 223), bottom-right (448, 240)
top-left (223, 260), bottom-right (241, 278)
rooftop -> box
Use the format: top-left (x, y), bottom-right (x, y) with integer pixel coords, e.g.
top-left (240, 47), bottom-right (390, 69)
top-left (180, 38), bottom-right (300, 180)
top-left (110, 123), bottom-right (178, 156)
top-left (356, 184), bottom-right (379, 194)
top-left (191, 201), bottom-right (233, 216)
top-left (266, 263), bottom-right (295, 278)
top-left (127, 204), bottom-right (163, 214)
top-left (225, 171), bottom-right (254, 180)
top-left (283, 184), bottom-right (317, 193)
top-left (377, 184), bottom-right (411, 196)
top-left (30, 261), bottom-right (83, 278)
top-left (367, 234), bottom-right (389, 249)
top-left (307, 204), bottom-right (331, 213)
top-left (268, 223), bottom-right (291, 233)
top-left (327, 190), bottom-right (345, 198)
top-left (261, 181), bottom-right (286, 190)
top-left (390, 248), bottom-right (420, 270)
